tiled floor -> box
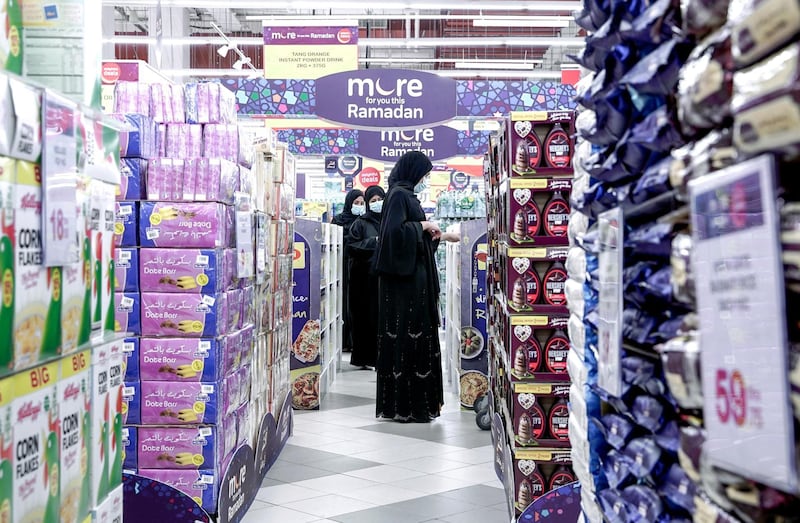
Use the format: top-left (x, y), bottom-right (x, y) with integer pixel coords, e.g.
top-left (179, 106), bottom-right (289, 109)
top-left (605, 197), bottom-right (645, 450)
top-left (241, 353), bottom-right (510, 523)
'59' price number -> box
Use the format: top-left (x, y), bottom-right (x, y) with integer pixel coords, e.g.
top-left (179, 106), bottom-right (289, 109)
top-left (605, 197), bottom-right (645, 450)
top-left (716, 369), bottom-right (762, 429)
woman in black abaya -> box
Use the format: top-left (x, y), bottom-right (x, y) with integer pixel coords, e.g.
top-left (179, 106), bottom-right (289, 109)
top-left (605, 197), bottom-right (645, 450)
top-left (373, 152), bottom-right (458, 422)
top-left (348, 185), bottom-right (386, 369)
top-left (332, 189), bottom-right (364, 353)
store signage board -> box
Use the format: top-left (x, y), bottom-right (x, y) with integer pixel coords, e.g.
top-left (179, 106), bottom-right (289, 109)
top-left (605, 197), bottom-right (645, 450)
top-left (262, 23), bottom-right (358, 80)
top-left (596, 207), bottom-right (623, 397)
top-left (234, 192), bottom-right (254, 278)
top-left (357, 126), bottom-right (460, 162)
top-left (315, 69), bottom-right (458, 130)
top-left (42, 89), bottom-right (79, 266)
top-left (689, 155), bottom-right (797, 492)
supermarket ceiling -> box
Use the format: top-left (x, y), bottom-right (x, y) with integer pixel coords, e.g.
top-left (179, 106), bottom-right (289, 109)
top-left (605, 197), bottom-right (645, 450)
top-left (103, 0), bottom-right (585, 80)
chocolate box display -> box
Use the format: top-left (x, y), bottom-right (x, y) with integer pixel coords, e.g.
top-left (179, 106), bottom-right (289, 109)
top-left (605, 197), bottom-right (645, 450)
top-left (510, 384), bottom-right (571, 447)
top-left (139, 201), bottom-right (229, 249)
top-left (500, 177), bottom-right (572, 247)
top-left (139, 248), bottom-right (226, 294)
top-left (139, 292), bottom-right (227, 338)
top-left (500, 313), bottom-right (570, 382)
top-left (115, 248), bottom-right (139, 293)
top-left (512, 452), bottom-right (573, 515)
top-left (508, 111), bottom-right (575, 177)
top-left (501, 245), bottom-right (569, 314)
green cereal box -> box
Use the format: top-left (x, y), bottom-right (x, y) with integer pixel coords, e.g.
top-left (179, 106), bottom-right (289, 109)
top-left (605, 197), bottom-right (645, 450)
top-left (61, 176), bottom-right (92, 354)
top-left (0, 157), bottom-right (14, 374)
top-left (59, 350), bottom-right (91, 523)
top-left (0, 376), bottom-right (15, 522)
top-left (12, 361), bottom-right (60, 523)
top-left (89, 180), bottom-right (115, 338)
top-left (106, 342), bottom-right (122, 491)
top-left (14, 160), bottom-right (62, 370)
top-left (90, 342), bottom-right (110, 509)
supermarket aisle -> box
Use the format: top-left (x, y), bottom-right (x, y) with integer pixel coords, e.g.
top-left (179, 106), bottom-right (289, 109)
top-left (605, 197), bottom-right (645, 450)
top-left (241, 354), bottom-right (507, 523)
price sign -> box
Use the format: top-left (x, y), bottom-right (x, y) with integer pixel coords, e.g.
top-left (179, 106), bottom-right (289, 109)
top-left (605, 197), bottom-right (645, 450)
top-left (690, 155), bottom-right (797, 492)
top-left (597, 207), bottom-right (623, 397)
top-left (255, 212), bottom-right (267, 285)
top-left (234, 192), bottom-right (254, 279)
top-left (41, 90), bottom-right (78, 266)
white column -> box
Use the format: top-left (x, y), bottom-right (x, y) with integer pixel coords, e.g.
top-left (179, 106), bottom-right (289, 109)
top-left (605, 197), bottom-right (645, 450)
top-left (102, 6), bottom-right (116, 60)
top-left (149, 7), bottom-right (190, 73)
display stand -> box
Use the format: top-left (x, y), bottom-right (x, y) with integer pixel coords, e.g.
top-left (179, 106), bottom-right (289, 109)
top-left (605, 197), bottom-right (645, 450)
top-left (444, 219), bottom-right (490, 408)
top-left (291, 218), bottom-right (343, 410)
top-left (484, 111), bottom-right (576, 521)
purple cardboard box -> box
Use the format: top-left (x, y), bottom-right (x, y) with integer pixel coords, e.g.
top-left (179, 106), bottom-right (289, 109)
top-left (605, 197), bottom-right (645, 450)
top-left (115, 201), bottom-right (139, 248)
top-left (139, 381), bottom-right (222, 425)
top-left (139, 201), bottom-right (228, 248)
top-left (123, 381), bottom-right (141, 425)
top-left (117, 158), bottom-right (148, 201)
top-left (139, 292), bottom-right (226, 338)
top-left (123, 337), bottom-right (140, 382)
top-left (115, 292), bottom-right (141, 335)
top-left (115, 248), bottom-right (139, 293)
top-left (137, 426), bottom-right (219, 470)
top-left (122, 427), bottom-right (137, 471)
top-left (139, 248), bottom-right (225, 294)
top-left (139, 337), bottom-right (226, 382)
top-left (135, 469), bottom-right (218, 513)
top-left (110, 113), bottom-right (158, 159)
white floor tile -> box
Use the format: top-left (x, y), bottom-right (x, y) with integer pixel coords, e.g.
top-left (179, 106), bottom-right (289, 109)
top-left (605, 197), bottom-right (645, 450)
top-left (240, 505), bottom-right (319, 523)
top-left (256, 483), bottom-right (328, 505)
top-left (282, 494), bottom-right (377, 518)
top-left (394, 456), bottom-right (474, 474)
top-left (389, 473), bottom-right (485, 495)
top-left (342, 483), bottom-right (426, 505)
top-left (435, 463), bottom-right (498, 483)
top-left (292, 474), bottom-right (379, 495)
top-left (344, 464), bottom-right (427, 483)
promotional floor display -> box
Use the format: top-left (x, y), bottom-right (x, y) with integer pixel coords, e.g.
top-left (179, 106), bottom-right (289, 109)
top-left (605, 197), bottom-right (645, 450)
top-left (484, 111), bottom-right (576, 520)
top-left (570, 0), bottom-right (800, 521)
top-left (291, 219), bottom-right (343, 410)
top-left (444, 219), bottom-right (490, 410)
top-left (108, 78), bottom-right (294, 522)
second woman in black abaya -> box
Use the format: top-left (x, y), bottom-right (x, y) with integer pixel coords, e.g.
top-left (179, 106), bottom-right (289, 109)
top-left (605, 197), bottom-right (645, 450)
top-left (348, 185), bottom-right (386, 368)
top-left (331, 189), bottom-right (364, 353)
top-left (373, 151), bottom-right (446, 423)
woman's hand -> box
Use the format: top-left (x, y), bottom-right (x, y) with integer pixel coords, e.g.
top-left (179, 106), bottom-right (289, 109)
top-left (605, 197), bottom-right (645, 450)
top-left (421, 220), bottom-right (442, 239)
top-left (441, 232), bottom-right (460, 243)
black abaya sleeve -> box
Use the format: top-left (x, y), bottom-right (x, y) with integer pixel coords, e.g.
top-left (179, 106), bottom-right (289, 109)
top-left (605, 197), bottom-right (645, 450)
top-left (349, 219), bottom-right (378, 259)
top-left (375, 190), bottom-right (423, 277)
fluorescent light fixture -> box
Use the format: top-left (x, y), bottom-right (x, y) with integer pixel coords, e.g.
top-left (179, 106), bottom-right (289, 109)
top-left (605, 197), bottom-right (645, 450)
top-left (217, 45), bottom-right (231, 57)
top-left (106, 35), bottom-right (585, 48)
top-left (248, 14), bottom-right (572, 22)
top-left (454, 61), bottom-right (535, 70)
top-left (102, 0), bottom-right (581, 10)
top-left (260, 18), bottom-right (359, 27)
top-left (233, 57), bottom-right (252, 70)
top-left (473, 18), bottom-right (570, 28)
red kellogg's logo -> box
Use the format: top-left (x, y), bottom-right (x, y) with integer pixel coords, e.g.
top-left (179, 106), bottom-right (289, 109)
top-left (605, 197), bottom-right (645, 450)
top-left (64, 383), bottom-right (81, 401)
top-left (17, 401), bottom-right (42, 422)
top-left (20, 193), bottom-right (41, 214)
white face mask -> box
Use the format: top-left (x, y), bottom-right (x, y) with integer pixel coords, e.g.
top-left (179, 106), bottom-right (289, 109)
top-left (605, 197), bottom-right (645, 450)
top-left (413, 179), bottom-right (428, 194)
top-left (351, 204), bottom-right (366, 216)
top-left (369, 200), bottom-right (383, 213)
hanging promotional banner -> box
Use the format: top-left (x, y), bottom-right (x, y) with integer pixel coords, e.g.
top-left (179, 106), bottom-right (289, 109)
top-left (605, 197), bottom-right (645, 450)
top-left (357, 126), bottom-right (460, 162)
top-left (689, 155), bottom-right (797, 493)
top-left (315, 69), bottom-right (458, 130)
top-left (597, 207), bottom-right (623, 398)
top-left (262, 22), bottom-right (358, 80)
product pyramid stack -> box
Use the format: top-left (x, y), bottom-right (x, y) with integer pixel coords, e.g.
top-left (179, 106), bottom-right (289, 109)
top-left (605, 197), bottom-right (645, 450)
top-left (109, 79), bottom-right (292, 517)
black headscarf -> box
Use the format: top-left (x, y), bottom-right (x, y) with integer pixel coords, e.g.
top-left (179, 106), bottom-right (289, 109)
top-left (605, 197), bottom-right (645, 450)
top-left (387, 151), bottom-right (433, 190)
top-left (362, 185), bottom-right (386, 226)
top-left (332, 189), bottom-right (364, 227)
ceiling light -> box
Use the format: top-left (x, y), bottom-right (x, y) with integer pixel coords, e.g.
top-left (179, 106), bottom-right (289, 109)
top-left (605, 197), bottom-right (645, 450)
top-left (473, 18), bottom-right (570, 28)
top-left (232, 57), bottom-right (252, 70)
top-left (217, 45), bottom-right (231, 57)
top-left (453, 61), bottom-right (535, 70)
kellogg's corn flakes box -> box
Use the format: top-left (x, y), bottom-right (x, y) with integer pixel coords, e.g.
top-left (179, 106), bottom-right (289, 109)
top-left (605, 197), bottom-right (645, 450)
top-left (0, 156), bottom-right (14, 374)
top-left (89, 180), bottom-right (115, 338)
top-left (107, 341), bottom-right (123, 492)
top-left (14, 161), bottom-right (61, 369)
top-left (61, 176), bottom-right (92, 355)
top-left (0, 376), bottom-right (15, 522)
top-left (90, 343), bottom-right (110, 509)
top-left (59, 350), bottom-right (91, 523)
top-left (12, 361), bottom-right (59, 523)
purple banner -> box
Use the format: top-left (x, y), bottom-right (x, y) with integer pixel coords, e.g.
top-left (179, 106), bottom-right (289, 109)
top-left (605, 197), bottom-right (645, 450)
top-left (315, 69), bottom-right (459, 129)
top-left (263, 26), bottom-right (358, 45)
top-left (357, 126), bottom-right (460, 162)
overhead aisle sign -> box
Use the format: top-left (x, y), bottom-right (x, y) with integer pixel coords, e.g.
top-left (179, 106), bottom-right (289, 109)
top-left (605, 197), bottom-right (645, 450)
top-left (262, 21), bottom-right (358, 80)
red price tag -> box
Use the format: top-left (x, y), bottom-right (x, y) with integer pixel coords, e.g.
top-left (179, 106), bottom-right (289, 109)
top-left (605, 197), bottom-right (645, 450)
top-left (715, 368), bottom-right (747, 427)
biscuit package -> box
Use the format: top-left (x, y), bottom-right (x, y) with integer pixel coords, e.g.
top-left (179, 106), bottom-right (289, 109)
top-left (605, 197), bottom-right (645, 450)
top-left (113, 292), bottom-right (140, 335)
top-left (136, 426), bottom-right (219, 470)
top-left (12, 360), bottom-right (60, 523)
top-left (0, 376), bottom-right (14, 523)
top-left (121, 427), bottom-right (136, 472)
top-left (58, 350), bottom-right (91, 523)
top-left (139, 201), bottom-right (228, 249)
top-left (14, 161), bottom-right (62, 369)
top-left (139, 381), bottom-right (221, 425)
top-left (139, 292), bottom-right (226, 338)
top-left (139, 337), bottom-right (228, 382)
top-left (139, 248), bottom-right (226, 294)
top-left (0, 156), bottom-right (14, 373)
